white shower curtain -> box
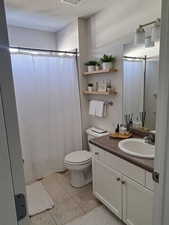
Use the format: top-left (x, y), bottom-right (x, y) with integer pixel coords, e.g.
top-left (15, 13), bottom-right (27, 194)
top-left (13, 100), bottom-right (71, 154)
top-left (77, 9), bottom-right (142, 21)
top-left (11, 53), bottom-right (82, 183)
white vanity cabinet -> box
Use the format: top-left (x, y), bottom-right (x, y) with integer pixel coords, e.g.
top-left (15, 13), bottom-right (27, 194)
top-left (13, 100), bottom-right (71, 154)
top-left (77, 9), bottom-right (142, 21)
top-left (93, 159), bottom-right (122, 218)
top-left (123, 176), bottom-right (153, 225)
top-left (92, 145), bottom-right (154, 225)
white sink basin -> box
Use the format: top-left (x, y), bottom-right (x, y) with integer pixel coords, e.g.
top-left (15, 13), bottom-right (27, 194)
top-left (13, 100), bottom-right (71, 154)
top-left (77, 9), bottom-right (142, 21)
top-left (118, 138), bottom-right (155, 159)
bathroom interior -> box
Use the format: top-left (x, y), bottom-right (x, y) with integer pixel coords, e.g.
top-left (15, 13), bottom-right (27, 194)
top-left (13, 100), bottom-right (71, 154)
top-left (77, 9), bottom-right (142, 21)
top-left (4, 0), bottom-right (161, 225)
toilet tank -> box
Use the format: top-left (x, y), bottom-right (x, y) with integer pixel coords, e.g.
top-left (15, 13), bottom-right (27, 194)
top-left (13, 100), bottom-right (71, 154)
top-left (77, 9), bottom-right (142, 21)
top-left (86, 128), bottom-right (109, 153)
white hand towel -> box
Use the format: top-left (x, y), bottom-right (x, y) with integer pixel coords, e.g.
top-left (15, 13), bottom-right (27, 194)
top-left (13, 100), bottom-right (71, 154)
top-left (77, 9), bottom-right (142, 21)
top-left (95, 101), bottom-right (105, 118)
top-left (89, 100), bottom-right (97, 116)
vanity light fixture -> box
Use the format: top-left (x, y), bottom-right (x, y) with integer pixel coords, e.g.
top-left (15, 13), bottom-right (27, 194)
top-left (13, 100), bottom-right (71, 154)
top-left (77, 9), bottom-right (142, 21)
top-left (151, 18), bottom-right (161, 42)
top-left (145, 36), bottom-right (155, 48)
top-left (135, 18), bottom-right (161, 46)
top-left (134, 26), bottom-right (145, 45)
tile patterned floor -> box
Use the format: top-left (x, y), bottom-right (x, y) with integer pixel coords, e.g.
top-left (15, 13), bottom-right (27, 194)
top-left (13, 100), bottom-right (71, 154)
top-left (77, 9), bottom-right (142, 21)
top-left (30, 171), bottom-right (101, 225)
top-left (66, 206), bottom-right (124, 225)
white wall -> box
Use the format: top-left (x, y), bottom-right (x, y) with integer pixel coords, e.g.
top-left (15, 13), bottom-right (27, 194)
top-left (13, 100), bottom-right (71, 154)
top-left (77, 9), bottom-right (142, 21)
top-left (8, 25), bottom-right (57, 50)
top-left (87, 0), bottom-right (161, 56)
top-left (77, 19), bottom-right (89, 147)
top-left (55, 20), bottom-right (79, 51)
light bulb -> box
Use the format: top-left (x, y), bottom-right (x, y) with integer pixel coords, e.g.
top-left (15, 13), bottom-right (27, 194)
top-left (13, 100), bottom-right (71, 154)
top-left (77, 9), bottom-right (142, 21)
top-left (134, 26), bottom-right (145, 45)
top-left (145, 36), bottom-right (155, 48)
top-left (151, 19), bottom-right (161, 42)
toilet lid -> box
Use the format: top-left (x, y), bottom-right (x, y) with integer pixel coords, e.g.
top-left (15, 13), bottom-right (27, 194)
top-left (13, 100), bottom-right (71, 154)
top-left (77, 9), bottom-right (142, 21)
top-left (64, 151), bottom-right (92, 164)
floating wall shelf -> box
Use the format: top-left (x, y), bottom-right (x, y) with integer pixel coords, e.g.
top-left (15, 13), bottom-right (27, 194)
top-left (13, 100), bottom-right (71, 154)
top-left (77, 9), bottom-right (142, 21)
top-left (83, 90), bottom-right (117, 96)
top-left (83, 68), bottom-right (118, 76)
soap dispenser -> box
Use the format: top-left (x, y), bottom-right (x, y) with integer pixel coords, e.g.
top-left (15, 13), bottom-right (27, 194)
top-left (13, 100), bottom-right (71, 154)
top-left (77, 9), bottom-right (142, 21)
top-left (115, 124), bottom-right (120, 133)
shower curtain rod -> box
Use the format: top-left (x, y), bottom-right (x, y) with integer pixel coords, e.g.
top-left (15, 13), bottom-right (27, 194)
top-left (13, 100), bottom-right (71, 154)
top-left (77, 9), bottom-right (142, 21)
top-left (10, 46), bottom-right (79, 55)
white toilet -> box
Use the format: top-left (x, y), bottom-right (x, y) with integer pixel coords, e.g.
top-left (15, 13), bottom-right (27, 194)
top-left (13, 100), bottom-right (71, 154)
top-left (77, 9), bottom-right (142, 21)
top-left (64, 127), bottom-right (109, 188)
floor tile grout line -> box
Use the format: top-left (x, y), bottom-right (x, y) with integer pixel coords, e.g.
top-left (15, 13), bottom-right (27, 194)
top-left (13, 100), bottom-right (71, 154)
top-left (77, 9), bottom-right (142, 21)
top-left (31, 172), bottom-right (101, 225)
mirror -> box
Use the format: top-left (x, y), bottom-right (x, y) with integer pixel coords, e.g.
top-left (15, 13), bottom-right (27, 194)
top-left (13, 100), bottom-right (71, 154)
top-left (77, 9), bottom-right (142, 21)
top-left (123, 43), bottom-right (160, 130)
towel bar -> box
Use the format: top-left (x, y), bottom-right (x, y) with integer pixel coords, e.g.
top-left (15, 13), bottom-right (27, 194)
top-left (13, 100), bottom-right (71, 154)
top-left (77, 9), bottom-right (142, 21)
top-left (88, 100), bottom-right (113, 106)
top-left (104, 100), bottom-right (113, 106)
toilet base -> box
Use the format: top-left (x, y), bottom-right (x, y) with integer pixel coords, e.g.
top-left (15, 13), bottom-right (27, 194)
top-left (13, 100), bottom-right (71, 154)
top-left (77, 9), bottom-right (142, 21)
top-left (70, 165), bottom-right (92, 188)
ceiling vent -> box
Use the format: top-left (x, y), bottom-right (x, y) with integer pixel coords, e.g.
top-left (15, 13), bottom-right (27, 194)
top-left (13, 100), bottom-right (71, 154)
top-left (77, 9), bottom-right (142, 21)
top-left (61, 0), bottom-right (83, 6)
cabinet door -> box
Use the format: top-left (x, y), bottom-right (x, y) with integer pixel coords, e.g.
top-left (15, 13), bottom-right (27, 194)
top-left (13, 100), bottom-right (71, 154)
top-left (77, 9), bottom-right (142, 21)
top-left (123, 177), bottom-right (154, 225)
top-left (93, 159), bottom-right (122, 219)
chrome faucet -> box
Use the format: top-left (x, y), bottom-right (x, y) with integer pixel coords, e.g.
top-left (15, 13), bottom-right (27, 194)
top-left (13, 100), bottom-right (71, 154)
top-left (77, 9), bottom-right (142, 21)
top-left (144, 133), bottom-right (155, 145)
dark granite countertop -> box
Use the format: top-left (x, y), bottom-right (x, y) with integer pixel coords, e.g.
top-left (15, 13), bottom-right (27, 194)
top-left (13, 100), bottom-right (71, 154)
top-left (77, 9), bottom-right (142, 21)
top-left (90, 135), bottom-right (154, 173)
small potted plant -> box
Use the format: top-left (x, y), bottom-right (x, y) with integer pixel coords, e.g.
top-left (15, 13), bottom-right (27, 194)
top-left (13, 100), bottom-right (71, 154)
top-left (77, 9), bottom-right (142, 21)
top-left (88, 83), bottom-right (94, 92)
top-left (85, 61), bottom-right (97, 73)
top-left (100, 55), bottom-right (116, 70)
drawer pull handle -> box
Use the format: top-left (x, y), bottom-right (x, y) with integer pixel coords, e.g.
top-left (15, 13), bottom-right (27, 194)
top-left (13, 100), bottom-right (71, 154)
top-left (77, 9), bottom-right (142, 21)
top-left (122, 181), bottom-right (126, 185)
top-left (95, 152), bottom-right (99, 155)
top-left (116, 177), bottom-right (121, 182)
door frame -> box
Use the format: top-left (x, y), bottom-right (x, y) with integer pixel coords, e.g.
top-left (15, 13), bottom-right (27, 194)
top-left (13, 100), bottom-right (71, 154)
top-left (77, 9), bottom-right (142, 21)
top-left (0, 88), bottom-right (18, 225)
top-left (0, 1), bottom-right (29, 225)
top-left (153, 0), bottom-right (169, 224)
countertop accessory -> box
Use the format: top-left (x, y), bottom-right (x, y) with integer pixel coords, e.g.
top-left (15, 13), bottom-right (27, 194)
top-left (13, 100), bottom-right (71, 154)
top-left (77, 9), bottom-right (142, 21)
top-left (133, 117), bottom-right (142, 129)
top-left (110, 132), bottom-right (133, 139)
top-left (115, 123), bottom-right (120, 133)
top-left (124, 114), bottom-right (133, 131)
top-left (139, 112), bottom-right (146, 128)
top-left (120, 124), bottom-right (127, 135)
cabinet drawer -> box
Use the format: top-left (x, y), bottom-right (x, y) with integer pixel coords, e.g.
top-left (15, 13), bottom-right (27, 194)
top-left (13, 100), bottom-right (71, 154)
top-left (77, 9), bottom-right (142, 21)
top-left (145, 172), bottom-right (154, 191)
top-left (103, 150), bottom-right (124, 171)
top-left (120, 158), bottom-right (146, 185)
top-left (91, 145), bottom-right (105, 161)
top-left (100, 148), bottom-right (146, 185)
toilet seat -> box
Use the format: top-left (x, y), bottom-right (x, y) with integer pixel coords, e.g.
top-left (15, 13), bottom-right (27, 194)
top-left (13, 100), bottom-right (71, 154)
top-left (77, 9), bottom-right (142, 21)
top-left (64, 128), bottom-right (109, 187)
top-left (64, 151), bottom-right (92, 165)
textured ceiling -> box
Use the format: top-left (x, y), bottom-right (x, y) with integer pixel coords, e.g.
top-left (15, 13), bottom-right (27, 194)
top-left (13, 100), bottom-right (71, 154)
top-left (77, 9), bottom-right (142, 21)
top-left (5, 0), bottom-right (113, 32)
